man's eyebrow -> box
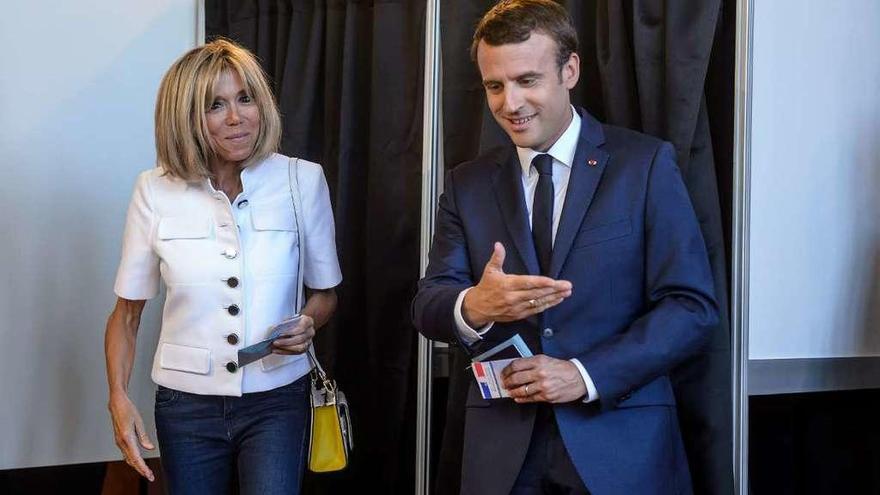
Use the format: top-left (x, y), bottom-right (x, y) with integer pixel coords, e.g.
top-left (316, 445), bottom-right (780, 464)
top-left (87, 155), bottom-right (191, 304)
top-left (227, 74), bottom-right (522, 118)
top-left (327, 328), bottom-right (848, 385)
top-left (482, 71), bottom-right (543, 85)
top-left (515, 71), bottom-right (543, 80)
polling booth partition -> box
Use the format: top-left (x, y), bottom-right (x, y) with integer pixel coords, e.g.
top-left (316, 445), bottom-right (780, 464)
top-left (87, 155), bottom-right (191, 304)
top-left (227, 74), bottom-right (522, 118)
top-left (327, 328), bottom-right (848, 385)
top-left (734, 0), bottom-right (880, 493)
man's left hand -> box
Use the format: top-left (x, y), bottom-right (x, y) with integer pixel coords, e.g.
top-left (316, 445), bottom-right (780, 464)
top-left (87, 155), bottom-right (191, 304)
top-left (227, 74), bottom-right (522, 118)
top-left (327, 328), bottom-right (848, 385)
top-left (501, 355), bottom-right (587, 403)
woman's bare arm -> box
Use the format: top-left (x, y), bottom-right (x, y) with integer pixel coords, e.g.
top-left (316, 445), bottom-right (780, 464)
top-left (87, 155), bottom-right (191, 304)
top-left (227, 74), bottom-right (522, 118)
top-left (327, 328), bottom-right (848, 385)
top-left (104, 297), bottom-right (155, 481)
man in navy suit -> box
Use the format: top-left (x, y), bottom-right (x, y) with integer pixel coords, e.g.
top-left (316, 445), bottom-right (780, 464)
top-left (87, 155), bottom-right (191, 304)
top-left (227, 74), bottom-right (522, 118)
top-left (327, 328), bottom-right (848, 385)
top-left (412, 1), bottom-right (719, 493)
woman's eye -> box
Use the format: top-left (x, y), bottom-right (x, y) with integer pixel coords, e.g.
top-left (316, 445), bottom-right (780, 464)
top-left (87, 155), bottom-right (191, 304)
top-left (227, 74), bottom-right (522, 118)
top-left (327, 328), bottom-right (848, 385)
top-left (240, 94), bottom-right (253, 103)
top-left (208, 101), bottom-right (223, 111)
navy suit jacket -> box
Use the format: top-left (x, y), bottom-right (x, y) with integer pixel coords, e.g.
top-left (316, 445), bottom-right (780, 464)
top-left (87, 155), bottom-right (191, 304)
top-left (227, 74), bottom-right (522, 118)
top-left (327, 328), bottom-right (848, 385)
top-left (412, 108), bottom-right (718, 495)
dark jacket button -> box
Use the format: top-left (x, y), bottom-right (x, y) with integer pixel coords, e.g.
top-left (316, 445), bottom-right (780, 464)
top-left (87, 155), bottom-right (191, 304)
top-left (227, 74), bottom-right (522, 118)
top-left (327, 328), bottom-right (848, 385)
top-left (227, 304), bottom-right (240, 316)
top-left (227, 277), bottom-right (239, 288)
top-left (227, 333), bottom-right (239, 345)
top-left (226, 362), bottom-right (238, 373)
top-left (542, 328), bottom-right (554, 338)
top-left (237, 199), bottom-right (249, 209)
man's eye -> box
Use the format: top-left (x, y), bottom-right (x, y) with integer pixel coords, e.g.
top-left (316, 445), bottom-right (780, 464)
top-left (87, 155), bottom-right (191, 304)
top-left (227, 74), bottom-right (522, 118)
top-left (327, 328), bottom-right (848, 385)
top-left (484, 83), bottom-right (501, 92)
top-left (520, 78), bottom-right (536, 87)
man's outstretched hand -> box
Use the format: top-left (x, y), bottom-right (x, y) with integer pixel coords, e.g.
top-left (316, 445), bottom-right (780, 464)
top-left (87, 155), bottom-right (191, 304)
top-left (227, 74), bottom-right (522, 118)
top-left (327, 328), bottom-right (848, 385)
top-left (462, 242), bottom-right (572, 328)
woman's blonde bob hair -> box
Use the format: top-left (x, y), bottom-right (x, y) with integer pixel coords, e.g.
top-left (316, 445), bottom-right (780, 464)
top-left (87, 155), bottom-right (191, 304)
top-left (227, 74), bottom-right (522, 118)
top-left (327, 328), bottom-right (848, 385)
top-left (154, 38), bottom-right (281, 180)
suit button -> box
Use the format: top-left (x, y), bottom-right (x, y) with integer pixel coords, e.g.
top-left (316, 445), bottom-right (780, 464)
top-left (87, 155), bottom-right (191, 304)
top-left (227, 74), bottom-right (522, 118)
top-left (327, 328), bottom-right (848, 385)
top-left (237, 199), bottom-right (249, 209)
top-left (542, 328), bottom-right (554, 338)
top-left (618, 393), bottom-right (632, 404)
top-left (227, 304), bottom-right (240, 316)
top-left (223, 248), bottom-right (238, 259)
top-left (226, 277), bottom-right (239, 288)
top-left (226, 361), bottom-right (238, 373)
top-left (227, 333), bottom-right (239, 345)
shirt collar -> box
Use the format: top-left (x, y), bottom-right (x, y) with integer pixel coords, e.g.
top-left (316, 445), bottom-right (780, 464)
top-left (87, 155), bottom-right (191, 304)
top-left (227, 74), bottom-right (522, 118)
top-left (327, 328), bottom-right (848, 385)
top-left (516, 105), bottom-right (581, 176)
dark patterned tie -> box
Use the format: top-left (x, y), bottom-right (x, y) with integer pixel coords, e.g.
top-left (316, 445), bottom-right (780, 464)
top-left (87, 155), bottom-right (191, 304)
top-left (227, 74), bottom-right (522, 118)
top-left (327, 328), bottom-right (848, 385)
top-left (531, 153), bottom-right (554, 276)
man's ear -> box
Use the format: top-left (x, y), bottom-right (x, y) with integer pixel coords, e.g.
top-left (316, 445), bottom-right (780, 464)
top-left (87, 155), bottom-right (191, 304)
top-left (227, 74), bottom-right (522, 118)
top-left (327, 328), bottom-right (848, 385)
top-left (561, 52), bottom-right (580, 89)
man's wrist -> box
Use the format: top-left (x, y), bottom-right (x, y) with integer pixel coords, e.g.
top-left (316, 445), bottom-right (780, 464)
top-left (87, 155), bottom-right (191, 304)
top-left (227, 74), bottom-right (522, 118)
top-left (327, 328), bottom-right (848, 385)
top-left (569, 358), bottom-right (599, 403)
top-left (462, 289), bottom-right (489, 328)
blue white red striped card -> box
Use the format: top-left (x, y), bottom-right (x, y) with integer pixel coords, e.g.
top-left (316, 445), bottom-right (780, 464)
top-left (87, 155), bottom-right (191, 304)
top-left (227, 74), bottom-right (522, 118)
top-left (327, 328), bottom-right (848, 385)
top-left (472, 358), bottom-right (517, 399)
top-left (471, 334), bottom-right (533, 399)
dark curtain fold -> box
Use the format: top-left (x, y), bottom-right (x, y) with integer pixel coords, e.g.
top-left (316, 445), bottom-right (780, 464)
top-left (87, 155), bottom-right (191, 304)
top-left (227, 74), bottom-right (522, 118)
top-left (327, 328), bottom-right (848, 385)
top-left (206, 1), bottom-right (426, 493)
top-left (595, 2), bottom-right (733, 494)
top-left (439, 2), bottom-right (734, 494)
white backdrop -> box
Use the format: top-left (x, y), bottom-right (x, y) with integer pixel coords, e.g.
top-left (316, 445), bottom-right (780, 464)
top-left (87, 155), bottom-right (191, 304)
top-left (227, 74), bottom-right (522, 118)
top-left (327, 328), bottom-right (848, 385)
top-left (0, 1), bottom-right (197, 469)
top-left (748, 0), bottom-right (880, 360)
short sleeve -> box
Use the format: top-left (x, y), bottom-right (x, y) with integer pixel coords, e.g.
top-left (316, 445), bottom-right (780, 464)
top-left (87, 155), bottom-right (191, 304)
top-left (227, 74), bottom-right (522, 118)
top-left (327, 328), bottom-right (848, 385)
top-left (113, 171), bottom-right (160, 300)
top-left (300, 163), bottom-right (342, 289)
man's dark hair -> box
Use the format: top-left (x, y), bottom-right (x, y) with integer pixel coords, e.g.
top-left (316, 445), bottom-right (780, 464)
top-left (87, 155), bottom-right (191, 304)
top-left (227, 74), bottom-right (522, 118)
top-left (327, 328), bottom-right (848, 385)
top-left (470, 0), bottom-right (579, 70)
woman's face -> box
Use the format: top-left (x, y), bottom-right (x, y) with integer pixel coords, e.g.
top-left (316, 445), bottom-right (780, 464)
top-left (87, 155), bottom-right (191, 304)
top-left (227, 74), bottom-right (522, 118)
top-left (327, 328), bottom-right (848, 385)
top-left (205, 70), bottom-right (260, 167)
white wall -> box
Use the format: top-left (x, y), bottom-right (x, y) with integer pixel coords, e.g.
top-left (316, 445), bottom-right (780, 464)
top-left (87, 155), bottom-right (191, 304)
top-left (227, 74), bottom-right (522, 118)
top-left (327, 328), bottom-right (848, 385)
top-left (0, 1), bottom-right (197, 469)
top-left (748, 0), bottom-right (880, 359)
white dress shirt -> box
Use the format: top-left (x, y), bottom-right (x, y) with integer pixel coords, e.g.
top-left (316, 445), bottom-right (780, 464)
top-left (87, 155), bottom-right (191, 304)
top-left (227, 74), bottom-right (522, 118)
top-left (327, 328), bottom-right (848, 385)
top-left (453, 107), bottom-right (599, 403)
top-left (114, 153), bottom-right (342, 396)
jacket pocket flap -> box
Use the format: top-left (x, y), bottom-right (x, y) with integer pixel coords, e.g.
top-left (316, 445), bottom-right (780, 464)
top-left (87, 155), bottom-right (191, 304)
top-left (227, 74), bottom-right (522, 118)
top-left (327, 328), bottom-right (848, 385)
top-left (615, 376), bottom-right (676, 408)
top-left (573, 217), bottom-right (632, 248)
top-left (158, 216), bottom-right (210, 240)
top-left (159, 343), bottom-right (211, 375)
top-left (252, 207), bottom-right (296, 232)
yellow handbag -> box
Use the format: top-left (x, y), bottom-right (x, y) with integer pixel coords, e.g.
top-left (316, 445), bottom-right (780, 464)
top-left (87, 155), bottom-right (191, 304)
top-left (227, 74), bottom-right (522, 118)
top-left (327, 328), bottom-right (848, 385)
top-left (307, 347), bottom-right (353, 472)
top-left (289, 157), bottom-right (353, 472)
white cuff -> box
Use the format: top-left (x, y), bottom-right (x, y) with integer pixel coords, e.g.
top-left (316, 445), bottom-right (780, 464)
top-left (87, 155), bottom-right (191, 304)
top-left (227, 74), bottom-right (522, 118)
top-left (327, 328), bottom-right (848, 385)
top-left (454, 287), bottom-right (494, 344)
top-left (570, 358), bottom-right (599, 403)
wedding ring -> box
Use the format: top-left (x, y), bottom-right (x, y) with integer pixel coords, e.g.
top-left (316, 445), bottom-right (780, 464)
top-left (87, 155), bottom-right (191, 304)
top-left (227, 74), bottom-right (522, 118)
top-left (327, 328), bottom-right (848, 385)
top-left (524, 384), bottom-right (530, 395)
top-left (529, 299), bottom-right (537, 308)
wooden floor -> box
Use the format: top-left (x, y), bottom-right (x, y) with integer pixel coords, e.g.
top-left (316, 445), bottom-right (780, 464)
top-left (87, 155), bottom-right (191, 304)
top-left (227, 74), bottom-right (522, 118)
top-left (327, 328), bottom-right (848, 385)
top-left (102, 459), bottom-right (165, 495)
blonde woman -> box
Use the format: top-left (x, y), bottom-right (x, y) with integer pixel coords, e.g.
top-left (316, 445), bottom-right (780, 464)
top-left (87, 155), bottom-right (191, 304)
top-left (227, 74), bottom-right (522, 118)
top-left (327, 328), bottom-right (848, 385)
top-left (104, 39), bottom-right (341, 494)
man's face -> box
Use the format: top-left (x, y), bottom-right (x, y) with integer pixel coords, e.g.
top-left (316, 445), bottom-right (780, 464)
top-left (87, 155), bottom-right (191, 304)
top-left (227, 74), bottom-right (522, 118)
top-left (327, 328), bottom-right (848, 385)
top-left (477, 32), bottom-right (579, 152)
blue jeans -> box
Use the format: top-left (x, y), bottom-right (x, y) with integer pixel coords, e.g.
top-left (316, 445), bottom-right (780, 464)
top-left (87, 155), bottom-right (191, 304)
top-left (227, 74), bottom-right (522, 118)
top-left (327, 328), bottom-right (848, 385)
top-left (154, 376), bottom-right (310, 495)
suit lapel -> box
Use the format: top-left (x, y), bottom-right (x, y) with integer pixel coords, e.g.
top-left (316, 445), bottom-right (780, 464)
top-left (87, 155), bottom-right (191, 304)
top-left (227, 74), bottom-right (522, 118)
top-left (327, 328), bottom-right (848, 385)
top-left (549, 110), bottom-right (610, 278)
top-left (492, 151), bottom-right (540, 276)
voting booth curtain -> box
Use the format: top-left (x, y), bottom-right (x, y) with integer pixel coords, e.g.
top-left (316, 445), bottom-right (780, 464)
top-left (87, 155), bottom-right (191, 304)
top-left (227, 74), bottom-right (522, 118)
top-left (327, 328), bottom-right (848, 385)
top-left (208, 0), bottom-right (734, 493)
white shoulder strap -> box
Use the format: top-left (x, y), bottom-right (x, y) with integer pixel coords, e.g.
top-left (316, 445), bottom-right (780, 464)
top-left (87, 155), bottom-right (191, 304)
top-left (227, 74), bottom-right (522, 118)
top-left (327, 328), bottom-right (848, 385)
top-left (288, 157), bottom-right (329, 380)
top-left (287, 157), bottom-right (306, 312)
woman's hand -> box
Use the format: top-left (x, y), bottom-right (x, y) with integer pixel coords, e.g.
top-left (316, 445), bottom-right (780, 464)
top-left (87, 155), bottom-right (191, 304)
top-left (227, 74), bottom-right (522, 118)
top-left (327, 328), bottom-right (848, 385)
top-left (271, 288), bottom-right (336, 355)
top-left (272, 315), bottom-right (315, 355)
top-left (108, 392), bottom-right (155, 481)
